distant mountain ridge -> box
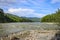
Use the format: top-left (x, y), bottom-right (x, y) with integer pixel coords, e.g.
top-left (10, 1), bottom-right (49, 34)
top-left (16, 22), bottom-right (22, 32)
top-left (27, 17), bottom-right (40, 22)
top-left (19, 17), bottom-right (40, 22)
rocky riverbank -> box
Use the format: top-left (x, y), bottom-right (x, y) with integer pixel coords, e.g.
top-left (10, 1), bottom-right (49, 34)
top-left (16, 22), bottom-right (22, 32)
top-left (0, 30), bottom-right (60, 40)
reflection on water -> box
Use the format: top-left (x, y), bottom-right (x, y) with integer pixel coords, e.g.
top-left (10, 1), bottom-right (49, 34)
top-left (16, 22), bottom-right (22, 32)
top-left (0, 22), bottom-right (60, 36)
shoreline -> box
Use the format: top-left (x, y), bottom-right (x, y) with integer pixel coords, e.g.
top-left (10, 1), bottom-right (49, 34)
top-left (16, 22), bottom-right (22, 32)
top-left (0, 30), bottom-right (60, 40)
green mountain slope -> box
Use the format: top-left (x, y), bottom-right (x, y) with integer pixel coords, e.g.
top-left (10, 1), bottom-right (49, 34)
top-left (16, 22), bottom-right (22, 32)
top-left (41, 9), bottom-right (60, 22)
top-left (4, 13), bottom-right (33, 22)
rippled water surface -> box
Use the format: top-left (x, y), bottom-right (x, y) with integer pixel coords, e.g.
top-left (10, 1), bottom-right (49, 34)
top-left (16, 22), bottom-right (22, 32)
top-left (0, 22), bottom-right (60, 36)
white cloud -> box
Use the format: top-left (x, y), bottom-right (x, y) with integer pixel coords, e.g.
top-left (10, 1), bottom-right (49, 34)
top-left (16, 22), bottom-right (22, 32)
top-left (8, 8), bottom-right (34, 13)
top-left (51, 0), bottom-right (60, 4)
top-left (7, 8), bottom-right (46, 17)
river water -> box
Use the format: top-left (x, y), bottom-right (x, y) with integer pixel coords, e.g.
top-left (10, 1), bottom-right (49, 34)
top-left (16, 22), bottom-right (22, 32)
top-left (0, 22), bottom-right (60, 36)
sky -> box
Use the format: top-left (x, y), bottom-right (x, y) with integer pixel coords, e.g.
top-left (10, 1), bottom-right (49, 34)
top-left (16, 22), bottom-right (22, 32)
top-left (0, 0), bottom-right (60, 18)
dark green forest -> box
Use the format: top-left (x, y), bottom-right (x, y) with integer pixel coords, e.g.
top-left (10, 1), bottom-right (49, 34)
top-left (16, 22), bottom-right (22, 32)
top-left (41, 9), bottom-right (60, 23)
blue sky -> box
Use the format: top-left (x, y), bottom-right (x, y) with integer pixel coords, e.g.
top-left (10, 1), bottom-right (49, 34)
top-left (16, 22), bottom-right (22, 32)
top-left (0, 0), bottom-right (60, 18)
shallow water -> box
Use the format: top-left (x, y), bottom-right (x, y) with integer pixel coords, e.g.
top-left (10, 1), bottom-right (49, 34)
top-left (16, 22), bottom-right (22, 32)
top-left (0, 22), bottom-right (60, 36)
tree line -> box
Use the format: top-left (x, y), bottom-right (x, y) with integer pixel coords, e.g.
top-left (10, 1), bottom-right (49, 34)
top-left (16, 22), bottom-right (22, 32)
top-left (41, 9), bottom-right (60, 23)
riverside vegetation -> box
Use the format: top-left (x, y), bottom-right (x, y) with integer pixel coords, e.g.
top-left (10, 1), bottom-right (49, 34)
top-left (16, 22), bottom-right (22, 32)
top-left (41, 8), bottom-right (60, 24)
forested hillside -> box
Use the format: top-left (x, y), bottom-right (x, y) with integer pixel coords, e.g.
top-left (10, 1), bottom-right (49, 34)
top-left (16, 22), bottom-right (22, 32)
top-left (41, 9), bottom-right (60, 23)
top-left (0, 8), bottom-right (5, 23)
top-left (0, 8), bottom-right (33, 23)
top-left (5, 13), bottom-right (33, 22)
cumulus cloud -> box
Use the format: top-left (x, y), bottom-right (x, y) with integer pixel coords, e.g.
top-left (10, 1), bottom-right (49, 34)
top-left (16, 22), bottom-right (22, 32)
top-left (51, 0), bottom-right (60, 4)
top-left (7, 8), bottom-right (46, 17)
top-left (8, 8), bottom-right (34, 13)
